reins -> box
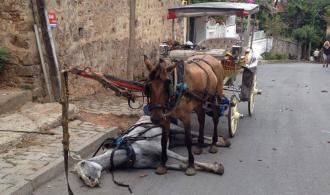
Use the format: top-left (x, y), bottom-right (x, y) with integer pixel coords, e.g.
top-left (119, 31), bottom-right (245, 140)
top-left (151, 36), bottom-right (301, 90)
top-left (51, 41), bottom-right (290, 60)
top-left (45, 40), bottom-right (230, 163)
top-left (69, 67), bottom-right (146, 109)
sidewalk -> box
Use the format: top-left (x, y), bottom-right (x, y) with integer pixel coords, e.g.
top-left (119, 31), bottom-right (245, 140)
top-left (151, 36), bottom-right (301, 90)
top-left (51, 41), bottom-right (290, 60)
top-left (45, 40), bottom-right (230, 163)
top-left (0, 91), bottom-right (142, 195)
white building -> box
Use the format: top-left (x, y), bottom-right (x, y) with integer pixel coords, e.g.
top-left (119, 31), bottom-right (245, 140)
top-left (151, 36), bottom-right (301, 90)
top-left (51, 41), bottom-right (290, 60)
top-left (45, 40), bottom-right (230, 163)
top-left (190, 15), bottom-right (238, 43)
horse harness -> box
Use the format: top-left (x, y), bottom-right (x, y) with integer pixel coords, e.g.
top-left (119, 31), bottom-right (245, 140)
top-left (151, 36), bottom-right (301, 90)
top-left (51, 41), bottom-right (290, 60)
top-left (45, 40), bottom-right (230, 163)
top-left (92, 122), bottom-right (161, 193)
top-left (144, 57), bottom-right (218, 115)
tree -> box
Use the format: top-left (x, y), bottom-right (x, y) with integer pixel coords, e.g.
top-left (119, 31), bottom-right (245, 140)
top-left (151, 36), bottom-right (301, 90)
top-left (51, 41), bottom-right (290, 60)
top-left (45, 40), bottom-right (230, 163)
top-left (280, 0), bottom-right (330, 58)
top-left (322, 5), bottom-right (330, 36)
top-left (264, 14), bottom-right (287, 37)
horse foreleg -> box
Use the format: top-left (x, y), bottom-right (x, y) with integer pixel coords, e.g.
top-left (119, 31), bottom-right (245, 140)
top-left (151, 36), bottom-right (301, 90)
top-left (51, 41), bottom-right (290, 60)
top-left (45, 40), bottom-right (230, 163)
top-left (181, 115), bottom-right (196, 176)
top-left (193, 104), bottom-right (205, 155)
top-left (155, 121), bottom-right (170, 175)
top-left (166, 150), bottom-right (223, 175)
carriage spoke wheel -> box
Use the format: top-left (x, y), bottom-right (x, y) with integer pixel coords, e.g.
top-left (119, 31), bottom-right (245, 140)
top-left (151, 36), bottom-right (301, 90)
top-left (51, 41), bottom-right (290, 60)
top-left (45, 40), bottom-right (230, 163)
top-left (228, 95), bottom-right (239, 137)
top-left (248, 75), bottom-right (257, 116)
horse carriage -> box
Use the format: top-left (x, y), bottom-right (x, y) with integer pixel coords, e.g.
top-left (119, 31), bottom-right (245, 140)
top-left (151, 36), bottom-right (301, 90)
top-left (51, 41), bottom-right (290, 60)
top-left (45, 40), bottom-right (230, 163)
top-left (158, 2), bottom-right (262, 137)
top-left (61, 2), bottom-right (263, 192)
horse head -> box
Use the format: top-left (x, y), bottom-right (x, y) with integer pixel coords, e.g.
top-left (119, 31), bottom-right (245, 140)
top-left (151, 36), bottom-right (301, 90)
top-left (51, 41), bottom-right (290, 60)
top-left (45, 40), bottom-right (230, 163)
top-left (144, 55), bottom-right (176, 125)
top-left (75, 160), bottom-right (102, 187)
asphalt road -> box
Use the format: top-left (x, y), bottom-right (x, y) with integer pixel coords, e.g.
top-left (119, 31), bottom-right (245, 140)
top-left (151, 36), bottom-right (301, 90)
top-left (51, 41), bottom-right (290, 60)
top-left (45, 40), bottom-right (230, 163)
top-left (34, 63), bottom-right (330, 195)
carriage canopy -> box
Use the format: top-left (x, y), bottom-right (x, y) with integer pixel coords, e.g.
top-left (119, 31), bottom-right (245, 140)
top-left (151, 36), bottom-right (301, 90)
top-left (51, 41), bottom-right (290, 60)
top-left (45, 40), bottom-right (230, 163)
top-left (168, 2), bottom-right (259, 19)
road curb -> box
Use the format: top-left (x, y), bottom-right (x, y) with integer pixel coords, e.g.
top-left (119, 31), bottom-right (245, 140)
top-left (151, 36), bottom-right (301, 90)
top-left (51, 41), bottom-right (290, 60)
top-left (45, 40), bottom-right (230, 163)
top-left (6, 127), bottom-right (118, 195)
top-left (0, 90), bottom-right (32, 115)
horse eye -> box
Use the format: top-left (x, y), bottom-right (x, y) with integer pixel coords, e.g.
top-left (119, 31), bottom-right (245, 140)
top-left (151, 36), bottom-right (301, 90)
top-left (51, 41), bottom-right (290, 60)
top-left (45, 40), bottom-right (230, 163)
top-left (87, 176), bottom-right (93, 181)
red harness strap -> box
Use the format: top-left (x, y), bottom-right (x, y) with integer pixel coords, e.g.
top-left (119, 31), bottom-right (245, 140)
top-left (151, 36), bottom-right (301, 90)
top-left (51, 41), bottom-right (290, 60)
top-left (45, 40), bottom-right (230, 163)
top-left (70, 68), bottom-right (144, 92)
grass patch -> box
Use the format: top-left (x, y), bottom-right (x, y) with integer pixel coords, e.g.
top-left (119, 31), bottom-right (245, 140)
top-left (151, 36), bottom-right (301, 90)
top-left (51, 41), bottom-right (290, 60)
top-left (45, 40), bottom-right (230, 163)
top-left (0, 48), bottom-right (10, 73)
top-left (263, 52), bottom-right (289, 60)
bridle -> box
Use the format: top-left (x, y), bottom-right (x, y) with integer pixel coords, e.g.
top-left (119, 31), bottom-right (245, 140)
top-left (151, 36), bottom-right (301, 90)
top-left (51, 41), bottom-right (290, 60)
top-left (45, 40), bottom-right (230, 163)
top-left (144, 78), bottom-right (176, 116)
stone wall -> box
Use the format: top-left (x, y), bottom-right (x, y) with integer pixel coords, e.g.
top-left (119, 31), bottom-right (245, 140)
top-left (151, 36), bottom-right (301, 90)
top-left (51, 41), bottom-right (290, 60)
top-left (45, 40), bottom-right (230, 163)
top-left (0, 0), bottom-right (184, 99)
top-left (0, 0), bottom-right (42, 90)
top-left (271, 38), bottom-right (301, 59)
top-left (47, 0), bottom-right (184, 98)
top-left (45, 0), bottom-right (130, 97)
top-left (133, 0), bottom-right (184, 78)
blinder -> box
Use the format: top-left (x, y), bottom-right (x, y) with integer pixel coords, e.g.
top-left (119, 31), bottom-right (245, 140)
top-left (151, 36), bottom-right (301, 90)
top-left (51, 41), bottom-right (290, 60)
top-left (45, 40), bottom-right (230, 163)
top-left (144, 82), bottom-right (152, 97)
top-left (164, 79), bottom-right (173, 97)
top-left (144, 79), bottom-right (173, 112)
top-left (144, 79), bottom-right (173, 98)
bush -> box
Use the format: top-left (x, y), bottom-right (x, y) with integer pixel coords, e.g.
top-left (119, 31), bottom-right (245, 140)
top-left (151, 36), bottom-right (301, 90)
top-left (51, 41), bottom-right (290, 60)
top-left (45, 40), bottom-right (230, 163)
top-left (0, 48), bottom-right (10, 73)
top-left (263, 52), bottom-right (289, 60)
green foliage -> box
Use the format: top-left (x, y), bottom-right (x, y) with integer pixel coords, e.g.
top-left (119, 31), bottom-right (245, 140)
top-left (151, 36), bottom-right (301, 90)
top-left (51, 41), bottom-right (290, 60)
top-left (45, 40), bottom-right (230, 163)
top-left (278, 0), bottom-right (330, 58)
top-left (292, 25), bottom-right (319, 44)
top-left (0, 48), bottom-right (10, 73)
top-left (264, 15), bottom-right (287, 37)
top-left (323, 5), bottom-right (330, 24)
top-left (282, 0), bottom-right (330, 39)
top-left (263, 52), bottom-right (288, 60)
top-left (326, 34), bottom-right (330, 41)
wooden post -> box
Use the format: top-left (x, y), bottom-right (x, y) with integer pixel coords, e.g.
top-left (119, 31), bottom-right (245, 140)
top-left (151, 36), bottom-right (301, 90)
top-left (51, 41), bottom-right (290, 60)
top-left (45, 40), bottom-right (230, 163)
top-left (172, 19), bottom-right (175, 41)
top-left (250, 14), bottom-right (256, 49)
top-left (244, 14), bottom-right (251, 48)
top-left (60, 70), bottom-right (73, 195)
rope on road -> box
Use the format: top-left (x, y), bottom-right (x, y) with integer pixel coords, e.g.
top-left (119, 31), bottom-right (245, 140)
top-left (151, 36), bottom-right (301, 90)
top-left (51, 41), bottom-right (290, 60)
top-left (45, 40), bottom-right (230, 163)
top-left (0, 129), bottom-right (55, 135)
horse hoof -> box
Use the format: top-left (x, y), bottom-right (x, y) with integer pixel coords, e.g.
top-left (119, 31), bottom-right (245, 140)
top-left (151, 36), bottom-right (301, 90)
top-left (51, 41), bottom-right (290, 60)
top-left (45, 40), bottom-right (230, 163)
top-left (209, 146), bottom-right (218, 154)
top-left (185, 167), bottom-right (196, 176)
top-left (213, 162), bottom-right (224, 175)
top-left (193, 147), bottom-right (203, 155)
top-left (155, 166), bottom-right (167, 175)
top-left (223, 139), bottom-right (231, 147)
top-left (216, 137), bottom-right (231, 148)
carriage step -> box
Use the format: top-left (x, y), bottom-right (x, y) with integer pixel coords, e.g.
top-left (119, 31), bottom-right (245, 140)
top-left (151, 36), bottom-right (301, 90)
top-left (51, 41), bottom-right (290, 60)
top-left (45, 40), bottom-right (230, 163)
top-left (225, 113), bottom-right (244, 118)
top-left (256, 89), bottom-right (262, 95)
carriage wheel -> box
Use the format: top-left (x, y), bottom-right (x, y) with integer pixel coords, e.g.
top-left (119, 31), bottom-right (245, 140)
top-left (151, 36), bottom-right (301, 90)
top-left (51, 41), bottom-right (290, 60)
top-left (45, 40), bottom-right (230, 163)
top-left (248, 75), bottom-right (257, 116)
top-left (228, 95), bottom-right (239, 137)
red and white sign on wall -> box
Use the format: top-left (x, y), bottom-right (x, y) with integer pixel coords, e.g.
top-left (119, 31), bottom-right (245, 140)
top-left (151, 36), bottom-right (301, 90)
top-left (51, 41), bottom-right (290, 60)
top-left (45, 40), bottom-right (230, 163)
top-left (48, 11), bottom-right (57, 28)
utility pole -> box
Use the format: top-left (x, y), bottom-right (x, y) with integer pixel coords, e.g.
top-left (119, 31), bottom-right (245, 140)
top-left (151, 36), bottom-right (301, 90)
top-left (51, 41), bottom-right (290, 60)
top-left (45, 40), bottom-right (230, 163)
top-left (127, 0), bottom-right (136, 80)
top-left (35, 0), bottom-right (61, 101)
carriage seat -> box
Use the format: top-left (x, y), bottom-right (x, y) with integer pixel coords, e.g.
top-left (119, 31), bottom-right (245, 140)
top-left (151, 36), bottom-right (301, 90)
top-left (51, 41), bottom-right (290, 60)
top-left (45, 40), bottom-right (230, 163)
top-left (197, 38), bottom-right (239, 51)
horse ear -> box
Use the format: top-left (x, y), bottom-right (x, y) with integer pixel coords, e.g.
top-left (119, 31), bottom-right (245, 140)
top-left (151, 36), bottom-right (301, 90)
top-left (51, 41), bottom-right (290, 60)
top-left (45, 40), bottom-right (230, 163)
top-left (166, 63), bottom-right (177, 73)
top-left (144, 55), bottom-right (154, 71)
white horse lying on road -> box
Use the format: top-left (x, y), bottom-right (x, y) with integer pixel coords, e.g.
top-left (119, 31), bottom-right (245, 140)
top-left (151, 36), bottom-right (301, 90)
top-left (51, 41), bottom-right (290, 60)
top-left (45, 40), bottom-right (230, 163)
top-left (75, 116), bottom-right (229, 187)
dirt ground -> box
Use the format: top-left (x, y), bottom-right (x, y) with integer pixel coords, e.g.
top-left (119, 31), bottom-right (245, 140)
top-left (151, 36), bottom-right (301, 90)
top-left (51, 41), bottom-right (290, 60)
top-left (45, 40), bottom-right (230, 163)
top-left (79, 111), bottom-right (139, 130)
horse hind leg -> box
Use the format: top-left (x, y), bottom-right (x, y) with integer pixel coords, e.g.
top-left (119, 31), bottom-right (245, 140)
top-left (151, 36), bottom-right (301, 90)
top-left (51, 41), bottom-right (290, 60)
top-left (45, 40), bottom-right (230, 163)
top-left (170, 126), bottom-right (229, 147)
top-left (209, 97), bottom-right (219, 154)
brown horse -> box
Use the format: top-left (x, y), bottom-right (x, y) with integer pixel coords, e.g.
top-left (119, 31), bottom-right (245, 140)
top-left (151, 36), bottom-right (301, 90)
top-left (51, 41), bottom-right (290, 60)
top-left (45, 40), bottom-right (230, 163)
top-left (144, 54), bottom-right (230, 176)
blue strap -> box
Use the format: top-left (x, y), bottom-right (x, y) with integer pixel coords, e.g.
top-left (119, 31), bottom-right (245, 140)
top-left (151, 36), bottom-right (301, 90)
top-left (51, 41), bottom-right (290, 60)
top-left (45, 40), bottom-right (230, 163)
top-left (176, 82), bottom-right (188, 92)
top-left (116, 136), bottom-right (124, 146)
